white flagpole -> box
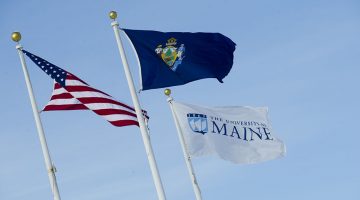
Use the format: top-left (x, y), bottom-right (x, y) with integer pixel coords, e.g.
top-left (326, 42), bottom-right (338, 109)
top-left (12, 32), bottom-right (61, 200)
top-left (164, 89), bottom-right (202, 200)
top-left (108, 12), bottom-right (166, 200)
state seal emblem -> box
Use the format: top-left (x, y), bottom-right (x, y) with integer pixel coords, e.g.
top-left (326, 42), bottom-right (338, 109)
top-left (155, 38), bottom-right (185, 71)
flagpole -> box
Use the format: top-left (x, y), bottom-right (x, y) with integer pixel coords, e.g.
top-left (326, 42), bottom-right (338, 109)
top-left (164, 89), bottom-right (202, 200)
top-left (108, 12), bottom-right (166, 200)
top-left (12, 32), bottom-right (61, 200)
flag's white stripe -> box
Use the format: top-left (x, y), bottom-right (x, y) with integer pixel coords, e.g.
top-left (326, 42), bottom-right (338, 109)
top-left (85, 103), bottom-right (135, 114)
top-left (69, 91), bottom-right (112, 99)
top-left (52, 87), bottom-right (67, 95)
top-left (103, 114), bottom-right (138, 122)
top-left (52, 88), bottom-right (112, 101)
top-left (47, 98), bottom-right (82, 105)
top-left (46, 100), bottom-right (134, 114)
top-left (65, 79), bottom-right (87, 86)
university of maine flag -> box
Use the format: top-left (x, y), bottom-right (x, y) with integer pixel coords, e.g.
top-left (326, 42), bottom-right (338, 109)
top-left (171, 101), bottom-right (286, 164)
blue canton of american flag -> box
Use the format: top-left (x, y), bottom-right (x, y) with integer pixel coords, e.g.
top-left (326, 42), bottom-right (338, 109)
top-left (23, 50), bottom-right (67, 87)
top-left (22, 50), bottom-right (147, 127)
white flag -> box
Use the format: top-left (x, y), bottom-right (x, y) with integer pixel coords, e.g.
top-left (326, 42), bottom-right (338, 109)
top-left (172, 101), bottom-right (286, 164)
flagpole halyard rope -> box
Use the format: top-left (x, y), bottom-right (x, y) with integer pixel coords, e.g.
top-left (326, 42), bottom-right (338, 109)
top-left (120, 29), bottom-right (144, 92)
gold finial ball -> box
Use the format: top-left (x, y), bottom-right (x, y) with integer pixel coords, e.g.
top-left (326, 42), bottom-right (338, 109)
top-left (11, 32), bottom-right (21, 42)
top-left (164, 89), bottom-right (171, 96)
top-left (109, 11), bottom-right (117, 19)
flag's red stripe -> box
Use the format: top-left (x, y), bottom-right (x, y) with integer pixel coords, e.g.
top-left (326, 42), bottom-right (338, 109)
top-left (43, 104), bottom-right (88, 111)
top-left (54, 83), bottom-right (63, 89)
top-left (93, 109), bottom-right (137, 118)
top-left (109, 120), bottom-right (139, 127)
top-left (50, 92), bottom-right (74, 100)
top-left (77, 97), bottom-right (136, 111)
top-left (65, 86), bottom-right (111, 97)
top-left (66, 74), bottom-right (87, 84)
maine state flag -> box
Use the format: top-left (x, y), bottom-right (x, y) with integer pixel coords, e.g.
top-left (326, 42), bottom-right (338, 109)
top-left (123, 29), bottom-right (236, 90)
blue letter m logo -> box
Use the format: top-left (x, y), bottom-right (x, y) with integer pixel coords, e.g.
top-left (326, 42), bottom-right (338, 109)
top-left (187, 113), bottom-right (208, 135)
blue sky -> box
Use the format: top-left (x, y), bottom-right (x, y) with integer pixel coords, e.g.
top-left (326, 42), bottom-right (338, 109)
top-left (1, 0), bottom-right (359, 199)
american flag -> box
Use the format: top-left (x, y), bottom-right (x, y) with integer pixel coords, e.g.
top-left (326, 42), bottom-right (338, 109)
top-left (23, 50), bottom-right (147, 127)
